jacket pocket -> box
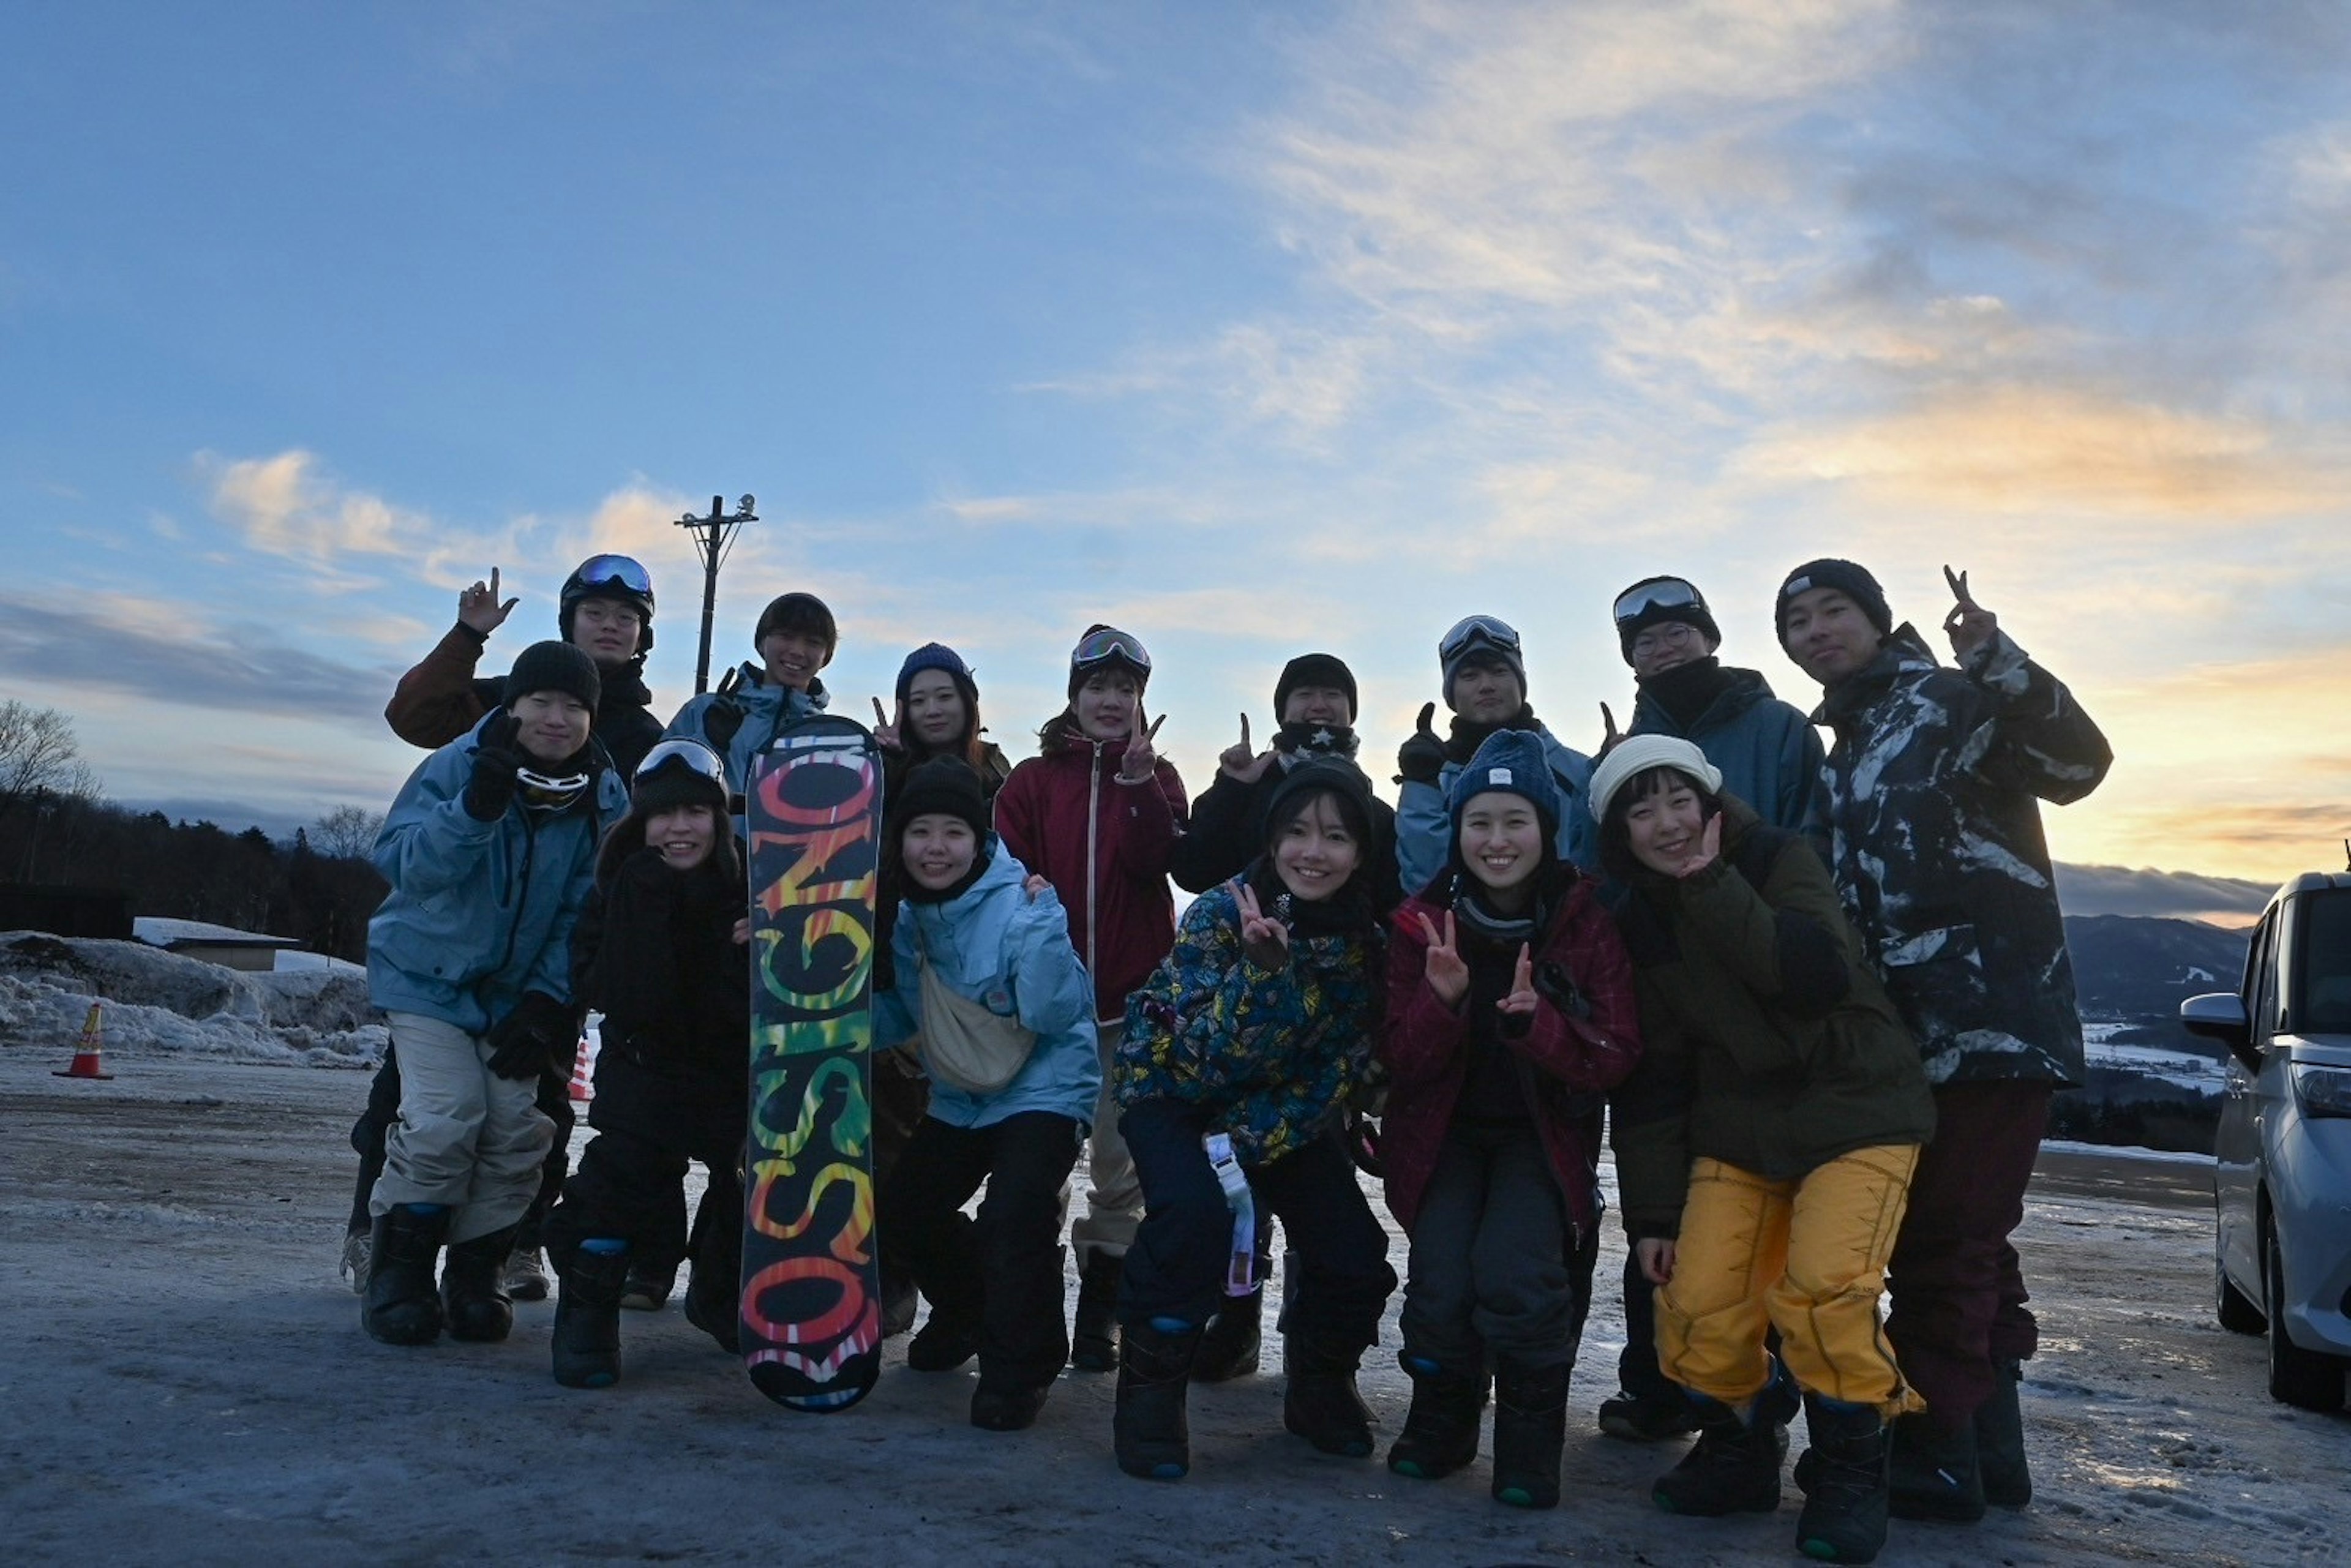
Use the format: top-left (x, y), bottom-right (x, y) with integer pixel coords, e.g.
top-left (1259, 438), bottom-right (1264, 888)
top-left (1876, 923), bottom-right (1987, 1039)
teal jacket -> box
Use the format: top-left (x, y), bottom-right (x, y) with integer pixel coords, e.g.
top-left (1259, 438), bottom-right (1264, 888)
top-left (664, 661), bottom-right (830, 793)
top-left (874, 844), bottom-right (1101, 1130)
top-left (366, 711), bottom-right (629, 1034)
top-left (1627, 664), bottom-right (1827, 855)
top-left (1397, 720), bottom-right (1595, 896)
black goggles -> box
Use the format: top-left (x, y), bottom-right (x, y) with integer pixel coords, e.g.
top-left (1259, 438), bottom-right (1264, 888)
top-left (574, 553), bottom-right (653, 595)
top-left (634, 737), bottom-right (727, 790)
top-left (1438, 614), bottom-right (1521, 662)
top-left (1071, 626), bottom-right (1152, 674)
top-left (1612, 577), bottom-right (1704, 626)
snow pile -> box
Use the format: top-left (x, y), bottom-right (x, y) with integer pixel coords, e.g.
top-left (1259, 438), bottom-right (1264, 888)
top-left (0, 931), bottom-right (384, 1068)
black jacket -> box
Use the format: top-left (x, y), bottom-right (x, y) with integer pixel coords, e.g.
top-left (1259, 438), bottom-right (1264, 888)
top-left (1170, 753), bottom-right (1404, 917)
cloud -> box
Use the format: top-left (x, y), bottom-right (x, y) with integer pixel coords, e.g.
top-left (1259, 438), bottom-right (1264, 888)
top-left (201, 449), bottom-right (432, 563)
top-left (2053, 862), bottom-right (2276, 923)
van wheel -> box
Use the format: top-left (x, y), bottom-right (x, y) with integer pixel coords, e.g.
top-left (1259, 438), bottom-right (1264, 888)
top-left (2264, 1228), bottom-right (2347, 1411)
top-left (2217, 1243), bottom-right (2265, 1335)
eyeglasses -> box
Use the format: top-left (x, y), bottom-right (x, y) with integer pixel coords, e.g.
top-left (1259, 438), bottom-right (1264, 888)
top-left (1071, 626), bottom-right (1152, 673)
top-left (514, 767), bottom-right (591, 812)
top-left (1612, 577), bottom-right (1704, 626)
top-left (634, 738), bottom-right (726, 789)
top-left (1630, 623), bottom-right (1699, 656)
top-left (1438, 615), bottom-right (1521, 662)
top-left (572, 554), bottom-right (653, 595)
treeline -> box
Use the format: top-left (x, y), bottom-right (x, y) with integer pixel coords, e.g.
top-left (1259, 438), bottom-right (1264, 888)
top-left (0, 795), bottom-right (386, 964)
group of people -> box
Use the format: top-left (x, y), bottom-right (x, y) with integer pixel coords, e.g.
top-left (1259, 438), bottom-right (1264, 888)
top-left (343, 547), bottom-right (2109, 1566)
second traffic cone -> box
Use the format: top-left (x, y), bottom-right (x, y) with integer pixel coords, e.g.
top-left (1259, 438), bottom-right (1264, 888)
top-left (568, 1031), bottom-right (594, 1103)
top-left (54, 1002), bottom-right (114, 1079)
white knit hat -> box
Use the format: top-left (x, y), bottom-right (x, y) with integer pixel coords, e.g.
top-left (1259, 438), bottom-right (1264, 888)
top-left (1586, 735), bottom-right (1725, 823)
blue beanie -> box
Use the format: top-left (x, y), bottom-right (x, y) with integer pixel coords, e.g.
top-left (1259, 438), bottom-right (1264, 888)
top-left (895, 642), bottom-right (977, 705)
top-left (1446, 729), bottom-right (1559, 844)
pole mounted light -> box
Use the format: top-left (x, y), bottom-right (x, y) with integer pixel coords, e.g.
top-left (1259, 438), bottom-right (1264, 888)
top-left (675, 493), bottom-right (759, 695)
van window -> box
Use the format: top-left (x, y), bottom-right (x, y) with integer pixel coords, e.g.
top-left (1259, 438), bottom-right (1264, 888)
top-left (2295, 889), bottom-right (2351, 1034)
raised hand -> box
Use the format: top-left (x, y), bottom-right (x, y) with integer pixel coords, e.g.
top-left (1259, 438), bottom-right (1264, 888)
top-left (1598, 700), bottom-right (1622, 756)
top-left (1677, 809), bottom-right (1722, 880)
top-left (1235, 883), bottom-right (1291, 970)
top-left (459, 567), bottom-right (519, 636)
top-left (1415, 909), bottom-right (1469, 1008)
top-left (1117, 710), bottom-right (1167, 783)
top-left (1496, 943), bottom-right (1539, 1016)
top-left (1396, 701), bottom-right (1445, 786)
top-left (870, 696), bottom-right (904, 752)
top-left (1942, 564), bottom-right (1997, 661)
top-left (463, 713), bottom-right (524, 822)
top-left (1218, 713), bottom-right (1275, 784)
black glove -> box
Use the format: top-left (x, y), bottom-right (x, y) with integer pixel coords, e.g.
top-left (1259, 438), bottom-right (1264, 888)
top-left (486, 991), bottom-right (574, 1081)
top-left (1395, 701), bottom-right (1446, 787)
top-left (701, 697), bottom-right (744, 759)
top-left (463, 713), bottom-right (525, 822)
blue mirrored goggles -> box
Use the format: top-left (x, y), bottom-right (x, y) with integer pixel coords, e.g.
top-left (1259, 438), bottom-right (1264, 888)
top-left (1071, 626), bottom-right (1152, 673)
top-left (634, 738), bottom-right (727, 789)
top-left (573, 553), bottom-right (653, 595)
top-left (1438, 614), bottom-right (1521, 662)
top-left (1611, 577), bottom-right (1704, 627)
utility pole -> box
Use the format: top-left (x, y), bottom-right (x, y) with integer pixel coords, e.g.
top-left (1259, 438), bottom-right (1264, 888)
top-left (675, 493), bottom-right (759, 695)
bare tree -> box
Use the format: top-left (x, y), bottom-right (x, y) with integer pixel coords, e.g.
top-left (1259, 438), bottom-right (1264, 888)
top-left (0, 700), bottom-right (101, 821)
top-left (312, 804), bottom-right (388, 860)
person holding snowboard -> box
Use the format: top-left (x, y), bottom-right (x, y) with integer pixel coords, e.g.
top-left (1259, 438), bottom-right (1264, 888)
top-left (1777, 560), bottom-right (2109, 1521)
top-left (361, 641), bottom-right (627, 1349)
top-left (665, 590), bottom-right (837, 794)
top-left (992, 625), bottom-right (1188, 1375)
top-left (1395, 615), bottom-right (1597, 896)
top-left (1595, 735), bottom-right (1933, 1564)
top-left (1166, 651), bottom-right (1401, 1382)
top-left (347, 553), bottom-right (664, 1307)
top-left (1109, 761), bottom-right (1396, 1482)
top-left (1596, 574), bottom-right (1829, 1447)
top-left (871, 757), bottom-right (1101, 1431)
top-left (542, 737), bottom-right (752, 1389)
top-left (1377, 730), bottom-right (1642, 1510)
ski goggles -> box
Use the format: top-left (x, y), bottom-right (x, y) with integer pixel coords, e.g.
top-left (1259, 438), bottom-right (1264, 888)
top-left (514, 766), bottom-right (592, 812)
top-left (1438, 614), bottom-right (1522, 663)
top-left (634, 737), bottom-right (727, 790)
top-left (1611, 577), bottom-right (1705, 628)
top-left (572, 553), bottom-right (653, 596)
top-left (1071, 626), bottom-right (1152, 675)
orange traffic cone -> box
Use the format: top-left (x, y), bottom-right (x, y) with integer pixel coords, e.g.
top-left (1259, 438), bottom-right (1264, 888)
top-left (54, 1002), bottom-right (114, 1079)
top-left (568, 1032), bottom-right (595, 1103)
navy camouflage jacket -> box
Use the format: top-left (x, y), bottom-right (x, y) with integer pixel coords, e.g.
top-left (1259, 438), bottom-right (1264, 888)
top-left (1815, 624), bottom-right (2111, 1086)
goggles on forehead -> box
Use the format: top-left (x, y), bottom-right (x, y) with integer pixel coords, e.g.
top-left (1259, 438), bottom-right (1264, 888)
top-left (1438, 614), bottom-right (1522, 662)
top-left (1072, 626), bottom-right (1152, 673)
top-left (1612, 577), bottom-right (1704, 626)
top-left (634, 737), bottom-right (726, 789)
top-left (514, 766), bottom-right (592, 813)
top-left (573, 554), bottom-right (653, 595)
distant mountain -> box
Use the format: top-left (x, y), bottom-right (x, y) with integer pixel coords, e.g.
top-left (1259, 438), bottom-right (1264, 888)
top-left (2055, 913), bottom-right (2249, 1154)
top-left (2064, 914), bottom-right (2248, 1027)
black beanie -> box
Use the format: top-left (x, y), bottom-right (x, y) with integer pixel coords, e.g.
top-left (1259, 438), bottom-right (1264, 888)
top-left (1262, 757), bottom-right (1384, 861)
top-left (894, 756), bottom-right (991, 842)
top-left (504, 640), bottom-right (601, 715)
top-left (754, 592), bottom-right (838, 656)
top-left (1273, 653), bottom-right (1359, 721)
top-left (1775, 560), bottom-right (1892, 648)
top-left (1612, 576), bottom-right (1722, 665)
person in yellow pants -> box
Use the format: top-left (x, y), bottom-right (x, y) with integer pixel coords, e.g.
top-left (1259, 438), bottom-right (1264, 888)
top-left (1593, 737), bottom-right (1934, 1565)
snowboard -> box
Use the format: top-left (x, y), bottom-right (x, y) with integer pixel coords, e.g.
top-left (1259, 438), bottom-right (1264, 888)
top-left (740, 713), bottom-right (884, 1412)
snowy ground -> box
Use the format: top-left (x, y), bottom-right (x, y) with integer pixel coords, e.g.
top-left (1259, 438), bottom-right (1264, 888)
top-left (4, 1050), bottom-right (2348, 1567)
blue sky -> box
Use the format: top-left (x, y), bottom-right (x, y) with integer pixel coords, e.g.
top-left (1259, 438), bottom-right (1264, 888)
top-left (5, 2), bottom-right (2348, 914)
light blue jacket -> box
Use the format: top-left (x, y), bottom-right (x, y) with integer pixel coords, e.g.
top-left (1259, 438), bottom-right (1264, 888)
top-left (1395, 721), bottom-right (1596, 897)
top-left (1627, 665), bottom-right (1828, 857)
top-left (664, 662), bottom-right (830, 794)
top-left (366, 711), bottom-right (629, 1035)
top-left (874, 842), bottom-right (1102, 1130)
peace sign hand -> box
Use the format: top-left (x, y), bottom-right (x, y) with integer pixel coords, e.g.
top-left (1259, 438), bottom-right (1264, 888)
top-left (1496, 943), bottom-right (1539, 1016)
top-left (1117, 710), bottom-right (1167, 783)
top-left (1235, 883), bottom-right (1291, 970)
top-left (1676, 810), bottom-right (1722, 880)
top-left (1218, 713), bottom-right (1275, 784)
top-left (459, 567), bottom-right (519, 636)
top-left (871, 696), bottom-right (904, 752)
top-left (1415, 909), bottom-right (1469, 1008)
top-left (1942, 564), bottom-right (1998, 661)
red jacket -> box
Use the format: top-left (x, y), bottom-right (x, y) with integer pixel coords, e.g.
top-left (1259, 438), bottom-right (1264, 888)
top-left (1377, 875), bottom-right (1641, 1237)
top-left (994, 734), bottom-right (1188, 1023)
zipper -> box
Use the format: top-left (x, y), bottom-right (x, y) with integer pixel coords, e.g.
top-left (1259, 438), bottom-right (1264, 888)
top-left (1086, 741), bottom-right (1103, 1018)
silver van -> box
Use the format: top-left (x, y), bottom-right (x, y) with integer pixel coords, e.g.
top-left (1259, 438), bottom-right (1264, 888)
top-left (2181, 871), bottom-right (2351, 1411)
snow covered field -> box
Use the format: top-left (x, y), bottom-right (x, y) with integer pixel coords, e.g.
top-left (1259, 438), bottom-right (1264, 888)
top-left (4, 1048), bottom-right (2346, 1568)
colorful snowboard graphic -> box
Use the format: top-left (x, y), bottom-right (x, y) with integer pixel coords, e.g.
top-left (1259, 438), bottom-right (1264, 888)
top-left (741, 715), bottom-right (883, 1412)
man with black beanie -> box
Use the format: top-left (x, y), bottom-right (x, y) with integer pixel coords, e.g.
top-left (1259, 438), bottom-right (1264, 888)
top-left (664, 590), bottom-right (838, 796)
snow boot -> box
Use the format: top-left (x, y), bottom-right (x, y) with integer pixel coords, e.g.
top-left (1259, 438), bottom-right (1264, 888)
top-left (361, 1203), bottom-right (449, 1346)
top-left (1283, 1333), bottom-right (1375, 1458)
top-left (551, 1242), bottom-right (629, 1389)
top-left (1491, 1357), bottom-right (1572, 1508)
top-left (501, 1241), bottom-right (551, 1303)
top-left (907, 1308), bottom-right (983, 1372)
top-left (1599, 1383), bottom-right (1701, 1442)
top-left (1115, 1317), bottom-right (1202, 1480)
top-left (440, 1225), bottom-right (519, 1343)
top-left (620, 1258), bottom-right (676, 1311)
top-left (1887, 1411), bottom-right (1985, 1522)
top-left (879, 1266), bottom-right (920, 1339)
top-left (1070, 1250), bottom-right (1123, 1372)
top-left (1652, 1368), bottom-right (1797, 1517)
top-left (1194, 1287), bottom-right (1264, 1383)
top-left (970, 1379), bottom-right (1052, 1432)
top-left (1795, 1394), bottom-right (1891, 1564)
top-left (1387, 1353), bottom-right (1486, 1480)
top-left (1974, 1358), bottom-right (2031, 1508)
top-left (681, 1253), bottom-right (740, 1354)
